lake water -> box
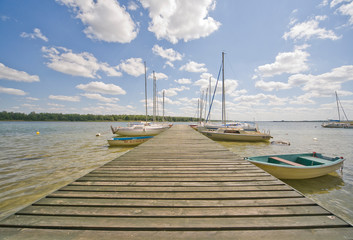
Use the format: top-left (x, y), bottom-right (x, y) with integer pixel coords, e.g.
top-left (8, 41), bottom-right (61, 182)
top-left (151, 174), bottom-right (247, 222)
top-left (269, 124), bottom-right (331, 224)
top-left (0, 121), bottom-right (352, 225)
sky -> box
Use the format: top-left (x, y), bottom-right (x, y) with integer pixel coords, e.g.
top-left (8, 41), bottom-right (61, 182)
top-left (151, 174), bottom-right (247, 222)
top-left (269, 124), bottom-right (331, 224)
top-left (1, 0), bottom-right (353, 121)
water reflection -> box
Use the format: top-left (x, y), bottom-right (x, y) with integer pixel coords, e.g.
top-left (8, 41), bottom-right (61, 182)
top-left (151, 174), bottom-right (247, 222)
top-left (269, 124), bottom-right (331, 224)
top-left (283, 173), bottom-right (344, 195)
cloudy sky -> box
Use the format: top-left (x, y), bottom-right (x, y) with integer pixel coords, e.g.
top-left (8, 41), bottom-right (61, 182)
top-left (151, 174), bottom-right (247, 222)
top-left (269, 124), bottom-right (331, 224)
top-left (1, 0), bottom-right (353, 121)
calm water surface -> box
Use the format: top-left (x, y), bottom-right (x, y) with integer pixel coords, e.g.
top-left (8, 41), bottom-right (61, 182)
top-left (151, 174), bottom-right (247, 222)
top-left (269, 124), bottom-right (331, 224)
top-left (0, 121), bottom-right (352, 225)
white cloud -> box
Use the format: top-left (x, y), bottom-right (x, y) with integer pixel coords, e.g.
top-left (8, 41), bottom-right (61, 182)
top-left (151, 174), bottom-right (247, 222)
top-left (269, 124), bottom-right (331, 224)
top-left (175, 78), bottom-right (192, 84)
top-left (288, 65), bottom-right (353, 96)
top-left (57, 0), bottom-right (138, 43)
top-left (140, 0), bottom-right (220, 43)
top-left (81, 93), bottom-right (119, 103)
top-left (0, 63), bottom-right (40, 82)
top-left (290, 93), bottom-right (316, 105)
top-left (162, 86), bottom-right (189, 97)
top-left (148, 72), bottom-right (168, 80)
top-left (256, 65), bottom-right (353, 95)
top-left (119, 58), bottom-right (145, 77)
top-left (255, 80), bottom-right (291, 91)
top-left (0, 86), bottom-right (26, 95)
top-left (20, 28), bottom-right (48, 42)
top-left (49, 95), bottom-right (80, 102)
top-left (336, 1), bottom-right (353, 25)
top-left (152, 45), bottom-right (183, 62)
top-left (180, 61), bottom-right (207, 72)
top-left (234, 93), bottom-right (288, 107)
top-left (26, 97), bottom-right (39, 101)
top-left (48, 103), bottom-right (65, 107)
top-left (283, 15), bottom-right (341, 41)
top-left (128, 1), bottom-right (139, 10)
top-left (254, 45), bottom-right (310, 78)
top-left (330, 0), bottom-right (351, 8)
top-left (76, 81), bottom-right (126, 95)
top-left (42, 46), bottom-right (121, 78)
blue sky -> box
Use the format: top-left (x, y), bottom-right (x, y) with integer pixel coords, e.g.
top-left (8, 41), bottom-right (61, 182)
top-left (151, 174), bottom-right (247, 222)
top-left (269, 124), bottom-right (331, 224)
top-left (1, 0), bottom-right (353, 121)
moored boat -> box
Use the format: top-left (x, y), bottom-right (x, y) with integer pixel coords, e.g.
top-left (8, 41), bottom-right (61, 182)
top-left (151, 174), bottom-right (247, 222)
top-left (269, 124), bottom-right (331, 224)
top-left (111, 123), bottom-right (169, 136)
top-left (244, 152), bottom-right (344, 179)
top-left (108, 136), bottom-right (153, 146)
top-left (322, 91), bottom-right (353, 128)
top-left (201, 127), bottom-right (271, 142)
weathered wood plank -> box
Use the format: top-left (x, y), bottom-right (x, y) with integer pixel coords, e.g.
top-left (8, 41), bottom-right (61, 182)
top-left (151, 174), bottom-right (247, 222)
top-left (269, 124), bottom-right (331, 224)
top-left (77, 176), bottom-right (277, 182)
top-left (48, 190), bottom-right (301, 199)
top-left (69, 180), bottom-right (285, 187)
top-left (2, 228), bottom-right (353, 240)
top-left (33, 197), bottom-right (315, 207)
top-left (0, 215), bottom-right (348, 230)
top-left (61, 185), bottom-right (292, 192)
top-left (18, 205), bottom-right (329, 217)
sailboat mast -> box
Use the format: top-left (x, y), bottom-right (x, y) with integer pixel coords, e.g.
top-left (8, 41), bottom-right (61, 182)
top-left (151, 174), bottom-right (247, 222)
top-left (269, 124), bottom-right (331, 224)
top-left (163, 90), bottom-right (165, 122)
top-left (335, 91), bottom-right (341, 122)
top-left (144, 61), bottom-right (148, 122)
top-left (222, 52), bottom-right (226, 126)
top-left (208, 76), bottom-right (211, 122)
top-left (153, 71), bottom-right (156, 122)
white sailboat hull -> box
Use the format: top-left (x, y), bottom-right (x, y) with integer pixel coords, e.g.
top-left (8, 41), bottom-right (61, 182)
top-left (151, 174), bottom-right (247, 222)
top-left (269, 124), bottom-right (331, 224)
top-left (114, 125), bottom-right (168, 136)
top-left (201, 130), bottom-right (271, 142)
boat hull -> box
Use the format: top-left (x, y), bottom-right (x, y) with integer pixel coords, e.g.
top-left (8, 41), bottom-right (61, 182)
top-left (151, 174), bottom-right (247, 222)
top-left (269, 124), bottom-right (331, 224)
top-left (108, 136), bottom-right (153, 146)
top-left (201, 131), bottom-right (271, 142)
top-left (113, 124), bottom-right (169, 136)
top-left (245, 153), bottom-right (344, 179)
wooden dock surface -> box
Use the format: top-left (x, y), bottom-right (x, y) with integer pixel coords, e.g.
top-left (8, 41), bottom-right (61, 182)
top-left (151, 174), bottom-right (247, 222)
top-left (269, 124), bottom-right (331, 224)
top-left (1, 125), bottom-right (352, 239)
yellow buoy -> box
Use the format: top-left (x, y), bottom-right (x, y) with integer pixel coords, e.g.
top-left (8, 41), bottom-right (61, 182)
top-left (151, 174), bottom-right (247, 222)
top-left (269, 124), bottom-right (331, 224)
top-left (36, 131), bottom-right (40, 135)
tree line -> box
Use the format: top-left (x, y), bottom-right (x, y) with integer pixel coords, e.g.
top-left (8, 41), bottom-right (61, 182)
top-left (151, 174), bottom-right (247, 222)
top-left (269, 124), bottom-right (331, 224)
top-left (0, 111), bottom-right (199, 122)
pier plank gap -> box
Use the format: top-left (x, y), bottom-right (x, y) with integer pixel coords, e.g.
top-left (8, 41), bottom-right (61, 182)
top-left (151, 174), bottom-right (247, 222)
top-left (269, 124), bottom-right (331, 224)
top-left (1, 125), bottom-right (352, 239)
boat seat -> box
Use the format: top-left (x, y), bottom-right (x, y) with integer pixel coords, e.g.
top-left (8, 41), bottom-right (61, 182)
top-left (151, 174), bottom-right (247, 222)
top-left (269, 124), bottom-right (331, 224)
top-left (269, 157), bottom-right (304, 166)
top-left (297, 156), bottom-right (332, 164)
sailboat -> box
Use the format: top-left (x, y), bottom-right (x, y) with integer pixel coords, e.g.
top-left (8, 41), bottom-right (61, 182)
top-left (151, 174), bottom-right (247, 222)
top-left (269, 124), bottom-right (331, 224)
top-left (200, 52), bottom-right (272, 142)
top-left (322, 91), bottom-right (353, 128)
top-left (111, 64), bottom-right (170, 136)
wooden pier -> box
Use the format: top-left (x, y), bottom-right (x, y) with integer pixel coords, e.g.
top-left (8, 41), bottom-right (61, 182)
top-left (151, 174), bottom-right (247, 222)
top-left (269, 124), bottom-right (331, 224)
top-left (0, 125), bottom-right (352, 239)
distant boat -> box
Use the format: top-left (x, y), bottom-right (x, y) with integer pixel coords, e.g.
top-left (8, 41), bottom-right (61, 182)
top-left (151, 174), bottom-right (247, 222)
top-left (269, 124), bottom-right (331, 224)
top-left (322, 91), bottom-right (353, 128)
top-left (245, 152), bottom-right (344, 179)
top-left (108, 136), bottom-right (153, 146)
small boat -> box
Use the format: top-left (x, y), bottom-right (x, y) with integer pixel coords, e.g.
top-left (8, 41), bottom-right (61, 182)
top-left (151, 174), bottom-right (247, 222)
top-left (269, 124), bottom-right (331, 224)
top-left (111, 123), bottom-right (169, 136)
top-left (201, 127), bottom-right (272, 142)
top-left (244, 152), bottom-right (344, 179)
top-left (108, 136), bottom-right (153, 146)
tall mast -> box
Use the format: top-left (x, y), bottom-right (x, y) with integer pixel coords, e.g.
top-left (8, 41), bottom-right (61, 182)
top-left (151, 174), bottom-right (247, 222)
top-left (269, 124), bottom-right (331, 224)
top-left (222, 52), bottom-right (226, 126)
top-left (208, 76), bottom-right (211, 122)
top-left (163, 90), bottom-right (165, 122)
top-left (144, 61), bottom-right (148, 122)
top-left (153, 71), bottom-right (156, 122)
top-left (335, 91), bottom-right (340, 122)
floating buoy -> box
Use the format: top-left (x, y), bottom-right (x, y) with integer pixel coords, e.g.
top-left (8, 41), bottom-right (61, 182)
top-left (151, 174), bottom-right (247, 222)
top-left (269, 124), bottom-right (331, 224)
top-left (313, 138), bottom-right (318, 141)
top-left (36, 131), bottom-right (40, 135)
top-left (96, 133), bottom-right (101, 136)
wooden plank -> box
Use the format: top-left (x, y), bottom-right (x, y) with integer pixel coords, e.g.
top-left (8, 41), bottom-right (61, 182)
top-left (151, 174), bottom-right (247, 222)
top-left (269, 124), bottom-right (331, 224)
top-left (2, 228), bottom-right (353, 240)
top-left (76, 176), bottom-right (277, 182)
top-left (18, 205), bottom-right (330, 217)
top-left (0, 215), bottom-right (349, 230)
top-left (48, 190), bottom-right (302, 199)
top-left (60, 185), bottom-right (292, 192)
top-left (269, 157), bottom-right (304, 167)
top-left (69, 180), bottom-right (285, 187)
top-left (33, 197), bottom-right (315, 207)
